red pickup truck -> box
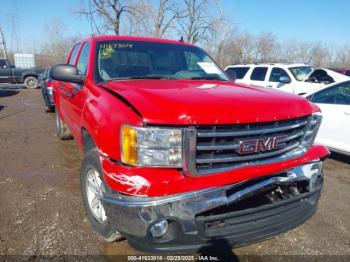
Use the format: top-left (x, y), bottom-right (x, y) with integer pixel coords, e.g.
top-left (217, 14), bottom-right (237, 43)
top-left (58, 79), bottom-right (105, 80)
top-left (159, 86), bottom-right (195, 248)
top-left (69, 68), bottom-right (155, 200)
top-left (51, 35), bottom-right (329, 254)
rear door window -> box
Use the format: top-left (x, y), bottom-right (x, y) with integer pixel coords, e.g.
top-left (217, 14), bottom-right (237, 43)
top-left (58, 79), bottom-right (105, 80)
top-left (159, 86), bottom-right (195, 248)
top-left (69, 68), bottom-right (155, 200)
top-left (226, 67), bottom-right (249, 79)
top-left (68, 43), bottom-right (81, 65)
top-left (250, 67), bottom-right (268, 81)
top-left (76, 42), bottom-right (90, 75)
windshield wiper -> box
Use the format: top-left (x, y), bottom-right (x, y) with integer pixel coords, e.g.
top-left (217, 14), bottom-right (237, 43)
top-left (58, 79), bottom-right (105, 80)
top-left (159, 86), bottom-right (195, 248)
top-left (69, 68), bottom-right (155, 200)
top-left (190, 76), bottom-right (228, 81)
top-left (109, 74), bottom-right (178, 81)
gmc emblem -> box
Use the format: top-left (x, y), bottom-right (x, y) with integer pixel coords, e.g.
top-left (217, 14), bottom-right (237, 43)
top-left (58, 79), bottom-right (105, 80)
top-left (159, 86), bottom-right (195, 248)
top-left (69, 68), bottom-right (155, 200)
top-left (237, 136), bottom-right (287, 154)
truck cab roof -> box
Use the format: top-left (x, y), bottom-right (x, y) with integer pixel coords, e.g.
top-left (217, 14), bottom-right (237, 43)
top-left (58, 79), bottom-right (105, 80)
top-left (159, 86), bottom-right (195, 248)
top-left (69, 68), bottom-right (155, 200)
top-left (77, 35), bottom-right (194, 46)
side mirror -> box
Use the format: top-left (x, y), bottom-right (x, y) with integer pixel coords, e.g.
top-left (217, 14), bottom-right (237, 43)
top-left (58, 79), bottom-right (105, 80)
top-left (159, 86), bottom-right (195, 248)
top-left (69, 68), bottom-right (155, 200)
top-left (279, 76), bottom-right (291, 84)
top-left (50, 64), bottom-right (85, 84)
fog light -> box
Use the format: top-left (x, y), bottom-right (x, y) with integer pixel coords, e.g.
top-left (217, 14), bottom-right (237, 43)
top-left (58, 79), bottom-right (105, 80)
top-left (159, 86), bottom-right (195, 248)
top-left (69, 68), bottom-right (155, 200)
top-left (149, 220), bottom-right (168, 238)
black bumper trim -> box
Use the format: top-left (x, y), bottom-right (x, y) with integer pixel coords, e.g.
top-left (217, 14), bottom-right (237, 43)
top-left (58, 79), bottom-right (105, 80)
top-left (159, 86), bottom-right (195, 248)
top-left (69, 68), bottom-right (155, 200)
top-left (125, 188), bottom-right (321, 254)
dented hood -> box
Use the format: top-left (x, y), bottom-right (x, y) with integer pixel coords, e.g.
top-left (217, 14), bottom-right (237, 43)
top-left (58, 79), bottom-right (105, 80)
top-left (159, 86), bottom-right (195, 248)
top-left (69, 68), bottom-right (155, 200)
top-left (102, 80), bottom-right (314, 125)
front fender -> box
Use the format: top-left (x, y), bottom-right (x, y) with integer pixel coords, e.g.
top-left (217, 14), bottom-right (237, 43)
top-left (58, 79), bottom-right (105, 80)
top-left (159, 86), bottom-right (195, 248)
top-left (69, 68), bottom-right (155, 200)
top-left (81, 85), bottom-right (142, 160)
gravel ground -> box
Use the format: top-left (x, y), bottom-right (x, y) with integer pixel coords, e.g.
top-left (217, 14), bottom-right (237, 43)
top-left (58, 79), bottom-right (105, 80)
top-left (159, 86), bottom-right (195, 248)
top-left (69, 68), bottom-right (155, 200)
top-left (0, 88), bottom-right (349, 261)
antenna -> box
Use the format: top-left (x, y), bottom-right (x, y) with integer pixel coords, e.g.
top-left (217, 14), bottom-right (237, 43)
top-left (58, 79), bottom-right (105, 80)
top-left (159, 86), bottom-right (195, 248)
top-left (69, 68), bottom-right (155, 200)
top-left (179, 36), bottom-right (184, 42)
top-left (11, 0), bottom-right (19, 52)
top-left (10, 16), bottom-right (19, 52)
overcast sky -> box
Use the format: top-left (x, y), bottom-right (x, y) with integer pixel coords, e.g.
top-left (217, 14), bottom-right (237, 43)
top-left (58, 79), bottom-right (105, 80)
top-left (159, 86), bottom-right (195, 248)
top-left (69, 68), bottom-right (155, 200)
top-left (0, 0), bottom-right (349, 53)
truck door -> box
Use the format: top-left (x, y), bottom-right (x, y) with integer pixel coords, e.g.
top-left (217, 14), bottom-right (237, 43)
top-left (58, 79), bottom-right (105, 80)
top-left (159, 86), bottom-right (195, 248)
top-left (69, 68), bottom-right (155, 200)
top-left (56, 43), bottom-right (81, 131)
top-left (312, 82), bottom-right (350, 153)
top-left (249, 67), bottom-right (268, 88)
top-left (60, 42), bottom-right (90, 138)
top-left (267, 67), bottom-right (294, 93)
top-left (0, 60), bottom-right (12, 83)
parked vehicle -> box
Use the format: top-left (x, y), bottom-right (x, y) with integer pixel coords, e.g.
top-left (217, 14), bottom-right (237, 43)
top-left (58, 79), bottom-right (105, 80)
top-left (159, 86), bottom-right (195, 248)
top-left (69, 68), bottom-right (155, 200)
top-left (50, 36), bottom-right (329, 254)
top-left (225, 63), bottom-right (349, 95)
top-left (39, 67), bottom-right (55, 112)
top-left (328, 68), bottom-right (350, 77)
top-left (0, 58), bottom-right (44, 88)
top-left (306, 80), bottom-right (350, 156)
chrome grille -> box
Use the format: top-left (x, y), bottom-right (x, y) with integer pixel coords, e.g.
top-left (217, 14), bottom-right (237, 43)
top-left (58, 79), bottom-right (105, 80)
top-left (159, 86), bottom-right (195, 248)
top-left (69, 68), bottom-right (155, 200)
top-left (192, 116), bottom-right (310, 175)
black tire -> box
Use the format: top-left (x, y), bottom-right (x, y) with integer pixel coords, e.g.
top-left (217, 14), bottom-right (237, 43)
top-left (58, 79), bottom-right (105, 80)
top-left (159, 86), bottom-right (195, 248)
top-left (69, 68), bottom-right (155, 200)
top-left (55, 112), bottom-right (73, 140)
top-left (80, 149), bottom-right (123, 242)
top-left (24, 76), bottom-right (38, 89)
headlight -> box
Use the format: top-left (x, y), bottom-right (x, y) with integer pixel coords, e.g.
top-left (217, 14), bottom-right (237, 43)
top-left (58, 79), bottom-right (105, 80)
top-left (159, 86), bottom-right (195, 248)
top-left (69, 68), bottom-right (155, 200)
top-left (121, 125), bottom-right (183, 167)
top-left (301, 112), bottom-right (322, 149)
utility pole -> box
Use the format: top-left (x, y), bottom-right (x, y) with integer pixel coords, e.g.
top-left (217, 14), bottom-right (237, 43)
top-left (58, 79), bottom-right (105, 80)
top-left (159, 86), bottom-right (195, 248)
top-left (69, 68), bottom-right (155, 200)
top-left (10, 16), bottom-right (19, 53)
top-left (0, 24), bottom-right (8, 60)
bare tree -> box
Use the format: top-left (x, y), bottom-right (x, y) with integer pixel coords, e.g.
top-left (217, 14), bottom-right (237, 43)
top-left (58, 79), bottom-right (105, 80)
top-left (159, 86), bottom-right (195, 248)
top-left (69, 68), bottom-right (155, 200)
top-left (295, 41), bottom-right (315, 64)
top-left (77, 0), bottom-right (134, 35)
top-left (127, 0), bottom-right (176, 38)
top-left (254, 32), bottom-right (279, 63)
top-left (68, 0), bottom-right (350, 68)
top-left (309, 43), bottom-right (329, 67)
top-left (40, 18), bottom-right (80, 66)
top-left (333, 45), bottom-right (350, 67)
top-left (152, 0), bottom-right (177, 37)
top-left (209, 28), bottom-right (263, 67)
top-left (175, 0), bottom-right (217, 44)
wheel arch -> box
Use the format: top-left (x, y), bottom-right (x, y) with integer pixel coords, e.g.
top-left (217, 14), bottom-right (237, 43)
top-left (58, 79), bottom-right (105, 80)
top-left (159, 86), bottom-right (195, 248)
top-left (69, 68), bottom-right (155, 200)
top-left (82, 128), bottom-right (96, 153)
top-left (22, 73), bottom-right (38, 82)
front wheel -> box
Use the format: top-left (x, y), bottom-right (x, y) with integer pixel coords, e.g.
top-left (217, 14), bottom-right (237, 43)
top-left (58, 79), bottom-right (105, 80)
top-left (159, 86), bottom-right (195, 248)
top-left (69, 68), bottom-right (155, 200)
top-left (80, 149), bottom-right (123, 242)
top-left (24, 76), bottom-right (38, 89)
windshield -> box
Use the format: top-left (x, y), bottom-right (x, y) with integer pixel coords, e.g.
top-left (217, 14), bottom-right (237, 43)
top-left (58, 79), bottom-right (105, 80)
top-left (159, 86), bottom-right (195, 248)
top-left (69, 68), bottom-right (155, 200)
top-left (95, 41), bottom-right (228, 83)
top-left (288, 66), bottom-right (313, 81)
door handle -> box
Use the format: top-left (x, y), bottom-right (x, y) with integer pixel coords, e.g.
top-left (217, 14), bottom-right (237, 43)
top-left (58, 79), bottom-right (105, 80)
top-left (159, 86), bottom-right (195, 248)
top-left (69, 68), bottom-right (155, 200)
top-left (266, 85), bottom-right (273, 88)
top-left (64, 87), bottom-right (80, 98)
top-left (64, 91), bottom-right (73, 98)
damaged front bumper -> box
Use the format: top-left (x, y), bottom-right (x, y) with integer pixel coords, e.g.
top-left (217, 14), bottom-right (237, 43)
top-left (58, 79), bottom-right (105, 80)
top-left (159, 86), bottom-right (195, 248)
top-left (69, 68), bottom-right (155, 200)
top-left (102, 161), bottom-right (323, 254)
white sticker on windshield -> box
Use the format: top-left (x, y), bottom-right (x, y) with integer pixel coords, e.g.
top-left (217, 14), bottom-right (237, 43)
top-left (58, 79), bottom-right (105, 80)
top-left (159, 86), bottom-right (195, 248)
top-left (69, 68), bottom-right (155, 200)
top-left (197, 62), bottom-right (222, 74)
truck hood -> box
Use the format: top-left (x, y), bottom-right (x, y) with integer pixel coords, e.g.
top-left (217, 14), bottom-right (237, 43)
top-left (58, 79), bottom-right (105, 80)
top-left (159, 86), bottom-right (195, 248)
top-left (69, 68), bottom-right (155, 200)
top-left (102, 80), bottom-right (314, 125)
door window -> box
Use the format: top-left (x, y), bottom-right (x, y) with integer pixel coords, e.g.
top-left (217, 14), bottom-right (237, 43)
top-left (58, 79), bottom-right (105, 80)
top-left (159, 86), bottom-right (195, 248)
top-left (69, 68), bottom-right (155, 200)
top-left (269, 67), bottom-right (290, 82)
top-left (311, 81), bottom-right (350, 105)
top-left (250, 67), bottom-right (268, 81)
top-left (0, 60), bottom-right (8, 69)
top-left (68, 43), bottom-right (81, 65)
top-left (76, 42), bottom-right (90, 75)
top-left (226, 67), bottom-right (249, 80)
